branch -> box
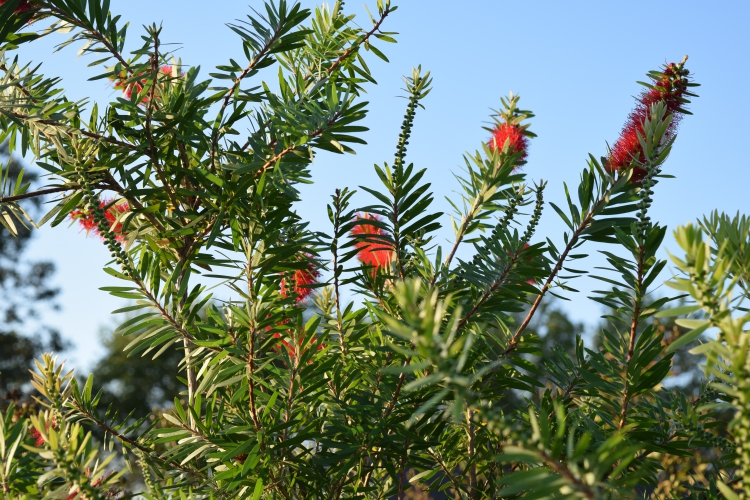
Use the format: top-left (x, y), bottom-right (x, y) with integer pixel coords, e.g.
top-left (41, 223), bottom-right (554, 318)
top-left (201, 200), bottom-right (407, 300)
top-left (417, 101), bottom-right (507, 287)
top-left (425, 448), bottom-right (463, 496)
top-left (198, 108), bottom-right (346, 242)
top-left (433, 185), bottom-right (523, 288)
top-left (141, 32), bottom-right (183, 221)
top-left (0, 63), bottom-right (33, 99)
top-left (397, 437), bottom-right (411, 500)
top-left (456, 254), bottom-right (519, 331)
top-left (538, 449), bottom-right (596, 500)
top-left (504, 188), bottom-right (612, 355)
top-left (248, 325), bottom-right (261, 431)
top-left (467, 408), bottom-right (477, 499)
top-left (237, 7), bottom-right (392, 155)
top-left (619, 246), bottom-right (645, 430)
top-left (382, 361), bottom-right (408, 420)
top-left (0, 185), bottom-right (77, 203)
top-left (325, 7), bottom-right (392, 77)
top-left (129, 273), bottom-right (247, 364)
top-left (436, 201), bottom-right (481, 287)
top-left (331, 188), bottom-right (346, 356)
top-left (44, 5), bottom-right (133, 75)
top-left (102, 172), bottom-right (168, 234)
top-left (209, 17), bottom-right (292, 171)
top-left (69, 400), bottom-right (205, 480)
top-left (475, 188), bottom-right (614, 388)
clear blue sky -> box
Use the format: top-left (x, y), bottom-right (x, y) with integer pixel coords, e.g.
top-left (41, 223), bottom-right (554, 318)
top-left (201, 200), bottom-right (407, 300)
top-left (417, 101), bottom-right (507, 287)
top-left (15, 0), bottom-right (750, 371)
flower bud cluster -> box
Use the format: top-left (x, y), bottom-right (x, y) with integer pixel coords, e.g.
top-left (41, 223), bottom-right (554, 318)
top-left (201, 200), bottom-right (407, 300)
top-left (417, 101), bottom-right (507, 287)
top-left (521, 184), bottom-right (545, 245)
top-left (70, 199), bottom-right (129, 241)
top-left (689, 423), bottom-right (735, 452)
top-left (458, 188), bottom-right (524, 282)
top-left (394, 94), bottom-right (417, 171)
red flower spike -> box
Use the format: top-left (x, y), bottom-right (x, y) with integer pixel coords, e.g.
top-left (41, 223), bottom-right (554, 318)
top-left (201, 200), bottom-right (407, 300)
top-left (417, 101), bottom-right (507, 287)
top-left (29, 426), bottom-right (45, 447)
top-left (488, 123), bottom-right (530, 164)
top-left (607, 58), bottom-right (692, 182)
top-left (29, 416), bottom-right (57, 447)
top-left (70, 199), bottom-right (130, 241)
top-left (280, 254), bottom-right (320, 302)
top-left (351, 213), bottom-right (393, 271)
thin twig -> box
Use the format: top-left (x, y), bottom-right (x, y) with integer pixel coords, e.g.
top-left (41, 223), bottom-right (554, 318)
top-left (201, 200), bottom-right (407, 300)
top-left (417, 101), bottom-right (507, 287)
top-left (538, 449), bottom-right (596, 499)
top-left (505, 199), bottom-right (604, 354)
top-left (467, 408), bottom-right (477, 499)
top-left (1, 185), bottom-right (77, 203)
top-left (44, 5), bottom-right (133, 75)
top-left (456, 254), bottom-right (519, 331)
top-left (619, 246), bottom-right (645, 429)
top-left (209, 16), bottom-right (292, 172)
top-left (237, 7), bottom-right (392, 154)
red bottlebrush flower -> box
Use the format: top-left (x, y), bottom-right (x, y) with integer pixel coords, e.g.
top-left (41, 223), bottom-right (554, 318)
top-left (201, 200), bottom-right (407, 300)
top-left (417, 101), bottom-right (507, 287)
top-left (488, 122), bottom-right (530, 164)
top-left (280, 254), bottom-right (320, 302)
top-left (29, 416), bottom-right (57, 447)
top-left (112, 65), bottom-right (183, 103)
top-left (70, 199), bottom-right (130, 241)
top-left (29, 426), bottom-right (45, 447)
top-left (351, 213), bottom-right (393, 271)
top-left (0, 0), bottom-right (36, 13)
top-left (102, 201), bottom-right (129, 240)
top-left (607, 58), bottom-right (693, 182)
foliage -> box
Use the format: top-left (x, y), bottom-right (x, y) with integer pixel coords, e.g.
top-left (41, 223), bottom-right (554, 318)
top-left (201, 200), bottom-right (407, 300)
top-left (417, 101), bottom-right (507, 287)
top-left (1, 0), bottom-right (747, 499)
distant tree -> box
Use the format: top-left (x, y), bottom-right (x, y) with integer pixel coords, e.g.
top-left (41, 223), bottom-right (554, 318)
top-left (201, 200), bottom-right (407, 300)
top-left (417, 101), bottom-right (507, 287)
top-left (522, 300), bottom-right (585, 366)
top-left (90, 318), bottom-right (182, 419)
top-left (0, 142), bottom-right (64, 406)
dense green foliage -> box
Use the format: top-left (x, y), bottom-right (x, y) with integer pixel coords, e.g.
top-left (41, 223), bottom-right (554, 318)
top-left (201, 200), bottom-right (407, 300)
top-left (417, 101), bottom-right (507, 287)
top-left (0, 1), bottom-right (747, 499)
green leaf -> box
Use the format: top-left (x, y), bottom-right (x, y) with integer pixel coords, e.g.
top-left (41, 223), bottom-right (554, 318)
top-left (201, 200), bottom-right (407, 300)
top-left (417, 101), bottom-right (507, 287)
top-left (667, 323), bottom-right (710, 353)
top-left (717, 481), bottom-right (741, 500)
top-left (252, 479), bottom-right (264, 500)
top-left (654, 304), bottom-right (699, 318)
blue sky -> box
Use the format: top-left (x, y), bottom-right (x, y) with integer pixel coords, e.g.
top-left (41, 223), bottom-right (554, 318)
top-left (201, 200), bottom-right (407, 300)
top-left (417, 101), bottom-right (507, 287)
top-left (15, 0), bottom-right (750, 370)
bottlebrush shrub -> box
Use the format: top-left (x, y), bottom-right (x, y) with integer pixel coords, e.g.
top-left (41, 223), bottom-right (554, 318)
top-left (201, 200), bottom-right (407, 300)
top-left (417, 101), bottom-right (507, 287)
top-left (2, 1), bottom-right (747, 499)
